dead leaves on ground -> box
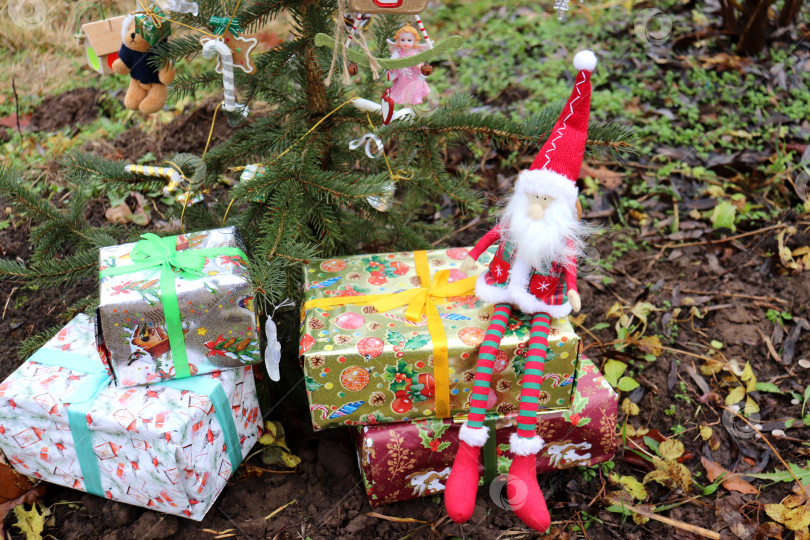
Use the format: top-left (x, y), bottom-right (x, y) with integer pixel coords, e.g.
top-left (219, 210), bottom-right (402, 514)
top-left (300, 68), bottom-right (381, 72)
top-left (701, 456), bottom-right (759, 495)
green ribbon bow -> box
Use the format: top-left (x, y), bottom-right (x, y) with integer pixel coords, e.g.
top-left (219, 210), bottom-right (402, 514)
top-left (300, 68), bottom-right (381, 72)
top-left (209, 15), bottom-right (242, 36)
top-left (100, 233), bottom-right (247, 380)
top-left (135, 6), bottom-right (171, 46)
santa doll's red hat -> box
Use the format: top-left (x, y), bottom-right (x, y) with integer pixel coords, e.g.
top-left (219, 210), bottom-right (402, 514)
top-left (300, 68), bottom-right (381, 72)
top-left (516, 50), bottom-right (597, 207)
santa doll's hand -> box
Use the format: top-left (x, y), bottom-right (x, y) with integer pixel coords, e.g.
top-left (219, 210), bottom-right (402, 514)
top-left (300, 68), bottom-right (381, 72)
top-left (568, 290), bottom-right (581, 313)
top-left (460, 255), bottom-right (476, 274)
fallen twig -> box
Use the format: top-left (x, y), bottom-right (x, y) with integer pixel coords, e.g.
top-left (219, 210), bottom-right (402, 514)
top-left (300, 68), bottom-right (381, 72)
top-left (265, 499), bottom-right (296, 520)
top-left (723, 406), bottom-right (804, 489)
top-left (621, 503), bottom-right (721, 539)
top-left (755, 327), bottom-right (782, 363)
top-left (655, 223), bottom-right (787, 249)
top-left (661, 286), bottom-right (788, 305)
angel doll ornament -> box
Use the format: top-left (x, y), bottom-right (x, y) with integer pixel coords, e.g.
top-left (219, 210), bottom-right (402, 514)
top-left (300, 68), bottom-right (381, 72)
top-left (381, 25), bottom-right (431, 122)
top-left (444, 50), bottom-right (598, 532)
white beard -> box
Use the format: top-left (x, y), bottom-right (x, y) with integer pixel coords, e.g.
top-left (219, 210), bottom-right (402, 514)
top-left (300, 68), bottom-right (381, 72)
top-left (499, 192), bottom-right (587, 272)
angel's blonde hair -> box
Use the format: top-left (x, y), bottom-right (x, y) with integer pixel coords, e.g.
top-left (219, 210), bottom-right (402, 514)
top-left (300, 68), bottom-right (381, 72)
top-left (395, 25), bottom-right (420, 42)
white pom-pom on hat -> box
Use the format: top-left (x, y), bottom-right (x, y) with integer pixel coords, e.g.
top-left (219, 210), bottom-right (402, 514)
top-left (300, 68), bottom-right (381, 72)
top-left (573, 50), bottom-right (597, 72)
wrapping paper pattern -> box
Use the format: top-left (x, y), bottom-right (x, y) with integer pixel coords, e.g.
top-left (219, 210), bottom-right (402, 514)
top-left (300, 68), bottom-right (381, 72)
top-left (301, 247), bottom-right (581, 430)
top-left (0, 315), bottom-right (261, 521)
top-left (99, 227), bottom-right (261, 387)
top-left (352, 358), bottom-right (617, 507)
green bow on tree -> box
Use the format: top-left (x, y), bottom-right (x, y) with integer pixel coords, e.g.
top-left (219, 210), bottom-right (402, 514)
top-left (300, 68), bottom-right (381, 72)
top-left (135, 6), bottom-right (171, 46)
top-left (209, 15), bottom-right (242, 36)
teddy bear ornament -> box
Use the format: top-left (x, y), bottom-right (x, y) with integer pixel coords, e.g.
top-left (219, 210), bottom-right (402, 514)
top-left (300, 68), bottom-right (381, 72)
top-left (112, 8), bottom-right (174, 114)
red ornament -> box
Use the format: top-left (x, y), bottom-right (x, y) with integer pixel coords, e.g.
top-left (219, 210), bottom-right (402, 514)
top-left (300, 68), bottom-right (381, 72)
top-left (391, 396), bottom-right (412, 413)
top-left (415, 372), bottom-right (435, 397)
top-left (368, 271), bottom-right (387, 285)
top-left (299, 334), bottom-right (315, 355)
top-left (493, 350), bottom-right (509, 372)
top-left (356, 337), bottom-right (384, 360)
top-left (446, 248), bottom-right (468, 261)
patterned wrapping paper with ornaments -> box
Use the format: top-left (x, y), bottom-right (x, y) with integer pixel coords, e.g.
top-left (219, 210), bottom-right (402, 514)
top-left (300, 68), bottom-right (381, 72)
top-left (0, 314), bottom-right (261, 521)
top-left (98, 226), bottom-right (261, 387)
top-left (300, 246), bottom-right (582, 431)
top-left (351, 357), bottom-right (617, 507)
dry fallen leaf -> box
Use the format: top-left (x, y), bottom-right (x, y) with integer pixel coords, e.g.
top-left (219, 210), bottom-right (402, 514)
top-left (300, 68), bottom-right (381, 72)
top-left (580, 163), bottom-right (624, 190)
top-left (765, 503), bottom-right (810, 531)
top-left (699, 425), bottom-right (713, 441)
top-left (701, 456), bottom-right (759, 494)
top-left (622, 398), bottom-right (640, 416)
top-left (659, 439), bottom-right (685, 460)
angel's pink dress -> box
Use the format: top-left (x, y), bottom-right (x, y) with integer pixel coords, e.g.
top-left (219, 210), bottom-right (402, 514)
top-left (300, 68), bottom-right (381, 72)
top-left (389, 47), bottom-right (430, 105)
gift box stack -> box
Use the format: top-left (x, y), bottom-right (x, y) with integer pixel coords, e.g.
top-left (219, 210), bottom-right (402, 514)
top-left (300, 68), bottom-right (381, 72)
top-left (299, 246), bottom-right (618, 506)
top-left (0, 227), bottom-right (263, 520)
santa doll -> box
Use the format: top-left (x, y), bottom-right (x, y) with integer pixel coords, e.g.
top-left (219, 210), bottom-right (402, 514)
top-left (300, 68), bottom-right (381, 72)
top-left (444, 50), bottom-right (597, 532)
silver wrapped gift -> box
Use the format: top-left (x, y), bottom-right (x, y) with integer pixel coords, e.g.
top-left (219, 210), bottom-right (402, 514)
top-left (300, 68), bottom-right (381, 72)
top-left (98, 227), bottom-right (260, 387)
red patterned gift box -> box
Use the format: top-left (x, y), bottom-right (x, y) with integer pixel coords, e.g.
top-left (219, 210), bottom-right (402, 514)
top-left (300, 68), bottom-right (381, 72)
top-left (351, 357), bottom-right (617, 507)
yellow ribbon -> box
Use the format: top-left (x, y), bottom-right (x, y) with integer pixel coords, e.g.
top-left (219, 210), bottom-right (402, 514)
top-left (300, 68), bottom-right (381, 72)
top-left (302, 250), bottom-right (478, 418)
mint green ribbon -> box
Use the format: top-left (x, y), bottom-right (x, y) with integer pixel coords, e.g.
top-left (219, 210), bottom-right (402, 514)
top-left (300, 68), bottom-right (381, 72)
top-left (209, 15), bottom-right (242, 36)
top-left (29, 347), bottom-right (243, 498)
top-left (29, 349), bottom-right (111, 497)
top-left (100, 233), bottom-right (247, 380)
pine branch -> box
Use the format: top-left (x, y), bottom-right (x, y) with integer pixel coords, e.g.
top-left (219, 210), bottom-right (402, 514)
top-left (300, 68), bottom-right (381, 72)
top-left (0, 249), bottom-right (98, 288)
top-left (18, 325), bottom-right (64, 361)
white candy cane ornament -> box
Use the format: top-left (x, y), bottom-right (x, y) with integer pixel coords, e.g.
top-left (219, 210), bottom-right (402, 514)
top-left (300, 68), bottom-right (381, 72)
top-left (200, 36), bottom-right (249, 124)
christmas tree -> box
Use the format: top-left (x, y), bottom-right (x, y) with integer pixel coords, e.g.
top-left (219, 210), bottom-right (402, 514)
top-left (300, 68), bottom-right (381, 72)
top-left (0, 0), bottom-right (632, 328)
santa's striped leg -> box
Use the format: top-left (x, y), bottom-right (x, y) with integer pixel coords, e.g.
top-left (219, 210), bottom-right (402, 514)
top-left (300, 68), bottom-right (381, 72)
top-left (507, 311), bottom-right (552, 532)
top-left (445, 302), bottom-right (511, 523)
top-left (467, 303), bottom-right (512, 427)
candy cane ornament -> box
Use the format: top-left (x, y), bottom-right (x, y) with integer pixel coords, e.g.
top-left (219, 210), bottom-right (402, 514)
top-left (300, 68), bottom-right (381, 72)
top-left (125, 164), bottom-right (182, 196)
top-left (200, 36), bottom-right (249, 124)
top-left (412, 15), bottom-right (433, 49)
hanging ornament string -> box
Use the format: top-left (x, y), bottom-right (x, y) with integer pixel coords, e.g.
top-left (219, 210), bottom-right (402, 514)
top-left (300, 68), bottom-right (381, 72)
top-left (348, 133), bottom-right (383, 159)
top-left (364, 112), bottom-right (411, 185)
top-left (222, 98), bottom-right (362, 224)
top-left (325, 1), bottom-right (379, 85)
top-left (176, 101), bottom-right (223, 231)
top-left (130, 0), bottom-right (217, 38)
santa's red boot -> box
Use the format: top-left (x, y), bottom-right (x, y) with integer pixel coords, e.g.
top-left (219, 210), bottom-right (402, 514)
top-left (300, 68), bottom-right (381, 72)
top-left (506, 434), bottom-right (550, 532)
top-left (444, 423), bottom-right (489, 523)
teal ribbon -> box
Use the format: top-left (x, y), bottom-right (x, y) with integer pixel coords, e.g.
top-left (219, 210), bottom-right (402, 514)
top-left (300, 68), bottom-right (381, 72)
top-left (99, 233), bottom-right (247, 380)
top-left (28, 347), bottom-right (243, 497)
top-left (160, 377), bottom-right (243, 470)
top-left (29, 348), bottom-right (112, 497)
top-left (482, 418), bottom-right (497, 485)
top-left (209, 15), bottom-right (241, 36)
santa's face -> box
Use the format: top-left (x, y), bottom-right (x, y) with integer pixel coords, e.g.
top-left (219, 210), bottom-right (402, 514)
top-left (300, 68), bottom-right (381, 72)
top-left (527, 193), bottom-right (554, 221)
top-left (501, 188), bottom-right (584, 271)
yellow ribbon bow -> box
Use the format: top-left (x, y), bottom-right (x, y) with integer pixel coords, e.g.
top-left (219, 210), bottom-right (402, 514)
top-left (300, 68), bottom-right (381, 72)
top-left (302, 250), bottom-right (478, 418)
